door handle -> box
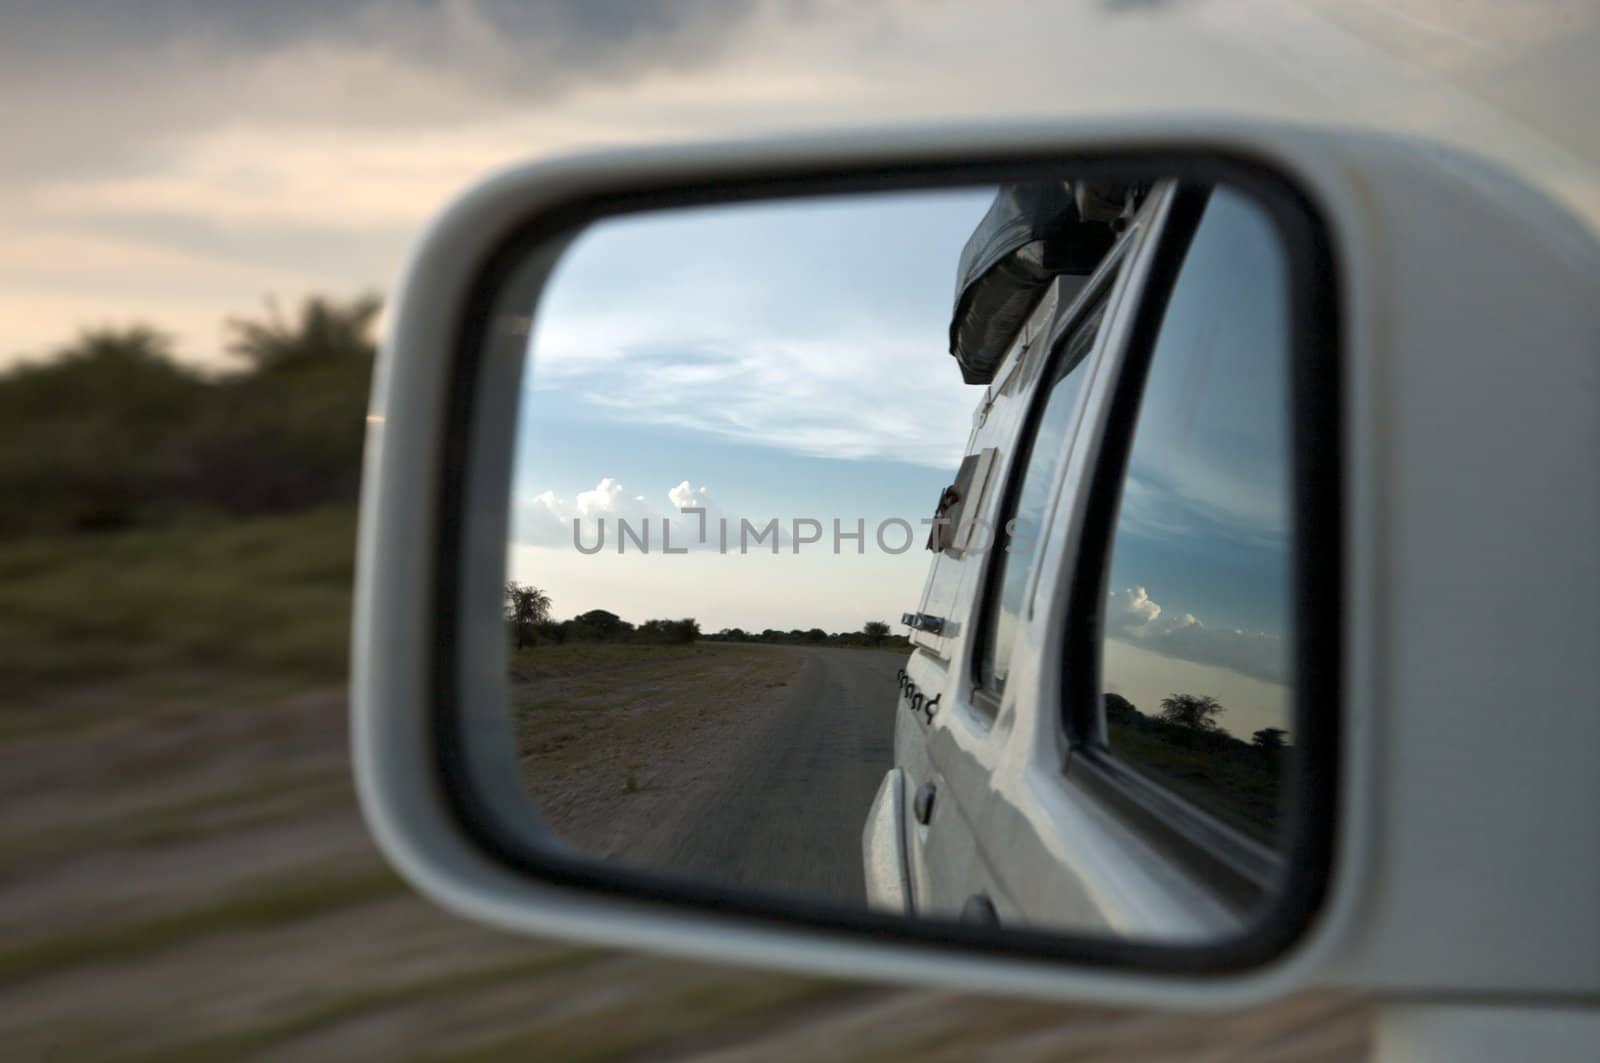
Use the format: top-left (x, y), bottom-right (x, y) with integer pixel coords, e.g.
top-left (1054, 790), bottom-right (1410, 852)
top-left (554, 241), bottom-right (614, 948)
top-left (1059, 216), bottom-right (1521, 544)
top-left (913, 782), bottom-right (936, 825)
top-left (900, 612), bottom-right (946, 635)
top-left (960, 894), bottom-right (1000, 926)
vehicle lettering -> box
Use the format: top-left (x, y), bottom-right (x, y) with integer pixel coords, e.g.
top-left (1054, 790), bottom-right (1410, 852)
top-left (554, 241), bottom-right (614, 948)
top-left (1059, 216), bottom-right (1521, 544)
top-left (895, 669), bottom-right (940, 726)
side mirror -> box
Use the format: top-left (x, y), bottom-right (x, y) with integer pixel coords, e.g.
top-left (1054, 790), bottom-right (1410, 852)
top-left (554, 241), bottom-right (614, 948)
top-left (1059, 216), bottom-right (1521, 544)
top-left (353, 120), bottom-right (1600, 1007)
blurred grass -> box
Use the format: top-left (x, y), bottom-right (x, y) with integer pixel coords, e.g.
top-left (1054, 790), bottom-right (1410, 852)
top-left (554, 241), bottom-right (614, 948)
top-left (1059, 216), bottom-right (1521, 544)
top-left (0, 764), bottom-right (348, 887)
top-left (0, 505), bottom-right (356, 715)
top-left (432, 975), bottom-right (861, 1063)
top-left (119, 948), bottom-right (608, 1063)
top-left (0, 865), bottom-right (402, 989)
top-left (509, 640), bottom-right (732, 679)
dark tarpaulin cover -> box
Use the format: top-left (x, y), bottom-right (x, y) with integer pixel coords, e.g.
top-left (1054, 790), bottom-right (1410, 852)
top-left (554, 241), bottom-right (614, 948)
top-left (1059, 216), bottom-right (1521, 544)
top-left (948, 183), bottom-right (1112, 385)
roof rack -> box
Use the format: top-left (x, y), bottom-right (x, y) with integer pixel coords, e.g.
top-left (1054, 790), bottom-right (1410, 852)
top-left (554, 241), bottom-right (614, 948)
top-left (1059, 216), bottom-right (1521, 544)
top-left (948, 181), bottom-right (1139, 384)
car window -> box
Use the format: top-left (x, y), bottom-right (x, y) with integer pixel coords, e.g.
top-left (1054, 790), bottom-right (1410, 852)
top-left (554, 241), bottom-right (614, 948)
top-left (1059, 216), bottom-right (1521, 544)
top-left (1098, 186), bottom-right (1293, 844)
top-left (975, 296), bottom-right (1107, 703)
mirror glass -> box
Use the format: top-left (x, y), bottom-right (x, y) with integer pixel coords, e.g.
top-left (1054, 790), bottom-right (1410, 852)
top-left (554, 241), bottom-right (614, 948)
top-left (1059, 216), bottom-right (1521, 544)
top-left (487, 171), bottom-right (1308, 947)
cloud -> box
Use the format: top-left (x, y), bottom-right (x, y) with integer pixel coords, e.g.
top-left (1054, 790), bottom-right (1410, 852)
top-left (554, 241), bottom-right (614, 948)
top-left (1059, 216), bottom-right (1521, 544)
top-left (1110, 584), bottom-right (1166, 627)
top-left (1106, 585), bottom-right (1286, 685)
top-left (513, 476), bottom-right (789, 553)
top-left (0, 0), bottom-right (773, 183)
top-left (667, 480), bottom-right (715, 513)
top-left (526, 189), bottom-right (993, 469)
top-left (7, 0), bottom-right (1598, 372)
top-left (539, 336), bottom-right (978, 469)
top-left (1115, 469), bottom-right (1290, 554)
top-left (574, 477), bottom-right (652, 521)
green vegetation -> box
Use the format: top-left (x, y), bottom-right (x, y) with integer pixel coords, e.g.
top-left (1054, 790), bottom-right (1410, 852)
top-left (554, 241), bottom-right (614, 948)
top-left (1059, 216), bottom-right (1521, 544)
top-left (508, 640), bottom-right (734, 681)
top-left (1252, 726), bottom-right (1288, 750)
top-left (504, 581), bottom-right (553, 649)
top-left (505, 584), bottom-right (909, 654)
top-left (1, 505), bottom-right (356, 708)
top-left (0, 298), bottom-right (376, 539)
top-left (704, 622), bottom-right (911, 651)
top-left (506, 590), bottom-right (704, 648)
top-left (0, 296), bottom-right (376, 710)
top-left (1104, 692), bottom-right (1285, 843)
top-left (1156, 692), bottom-right (1225, 731)
top-left (0, 326), bottom-right (208, 537)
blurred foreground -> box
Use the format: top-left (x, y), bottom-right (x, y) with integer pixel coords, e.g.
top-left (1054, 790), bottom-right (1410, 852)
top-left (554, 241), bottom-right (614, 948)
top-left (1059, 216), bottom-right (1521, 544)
top-left (0, 303), bottom-right (1371, 1059)
top-left (0, 648), bottom-right (1372, 1057)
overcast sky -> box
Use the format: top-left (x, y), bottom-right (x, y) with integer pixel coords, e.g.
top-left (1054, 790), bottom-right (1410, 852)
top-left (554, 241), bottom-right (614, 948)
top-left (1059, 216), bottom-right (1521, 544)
top-left (5, 0), bottom-right (1596, 668)
top-left (4, 0), bottom-right (1597, 367)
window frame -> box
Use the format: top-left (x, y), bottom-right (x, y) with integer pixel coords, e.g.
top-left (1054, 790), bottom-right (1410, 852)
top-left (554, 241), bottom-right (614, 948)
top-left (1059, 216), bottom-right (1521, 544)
top-left (967, 252), bottom-right (1128, 719)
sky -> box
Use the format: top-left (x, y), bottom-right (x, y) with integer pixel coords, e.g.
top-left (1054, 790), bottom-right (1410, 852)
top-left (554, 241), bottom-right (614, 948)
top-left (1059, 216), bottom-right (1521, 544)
top-left (4, 0), bottom-right (1599, 370)
top-left (1100, 187), bottom-right (1294, 739)
top-left (506, 189), bottom-right (996, 633)
top-left (4, 1), bottom-right (1596, 667)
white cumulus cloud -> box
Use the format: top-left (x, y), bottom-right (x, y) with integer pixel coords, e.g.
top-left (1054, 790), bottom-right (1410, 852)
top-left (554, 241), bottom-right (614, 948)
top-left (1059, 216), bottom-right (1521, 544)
top-left (1106, 585), bottom-right (1286, 686)
top-left (513, 476), bottom-right (786, 553)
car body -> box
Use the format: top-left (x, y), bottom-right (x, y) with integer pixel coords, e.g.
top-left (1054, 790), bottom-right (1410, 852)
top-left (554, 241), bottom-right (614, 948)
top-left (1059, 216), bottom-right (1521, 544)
top-left (865, 176), bottom-right (1302, 939)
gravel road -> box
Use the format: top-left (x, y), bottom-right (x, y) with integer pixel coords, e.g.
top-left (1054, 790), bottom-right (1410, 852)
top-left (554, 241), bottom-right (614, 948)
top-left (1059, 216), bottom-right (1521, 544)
top-left (627, 644), bottom-right (902, 906)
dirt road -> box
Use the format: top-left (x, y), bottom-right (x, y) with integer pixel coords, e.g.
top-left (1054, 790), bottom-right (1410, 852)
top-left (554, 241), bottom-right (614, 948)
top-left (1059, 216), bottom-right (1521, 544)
top-left (516, 643), bottom-right (901, 908)
top-left (626, 645), bottom-right (902, 906)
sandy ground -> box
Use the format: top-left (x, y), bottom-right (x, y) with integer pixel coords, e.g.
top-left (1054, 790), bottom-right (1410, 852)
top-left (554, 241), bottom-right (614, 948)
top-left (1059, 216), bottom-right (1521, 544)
top-left (514, 643), bottom-right (811, 864)
top-left (0, 664), bottom-right (1373, 1060)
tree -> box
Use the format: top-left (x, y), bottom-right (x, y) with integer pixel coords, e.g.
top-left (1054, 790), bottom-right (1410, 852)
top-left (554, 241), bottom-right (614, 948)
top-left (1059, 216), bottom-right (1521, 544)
top-left (193, 294), bottom-right (382, 514)
top-left (505, 582), bottom-right (552, 650)
top-left (571, 608), bottom-right (627, 640)
top-left (1, 294), bottom-right (384, 536)
top-left (637, 617), bottom-right (699, 644)
top-left (1103, 692), bottom-right (1140, 725)
top-left (1158, 693), bottom-right (1225, 731)
top-left (1252, 727), bottom-right (1288, 750)
top-left (226, 294), bottom-right (382, 370)
top-left (862, 620), bottom-right (890, 646)
top-left (0, 326), bottom-right (206, 535)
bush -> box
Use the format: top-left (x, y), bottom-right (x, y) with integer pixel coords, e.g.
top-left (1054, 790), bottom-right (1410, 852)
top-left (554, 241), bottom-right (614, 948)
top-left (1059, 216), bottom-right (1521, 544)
top-left (0, 296), bottom-right (379, 541)
top-left (636, 618), bottom-right (700, 645)
top-left (0, 328), bottom-right (208, 536)
top-left (1, 506), bottom-right (357, 706)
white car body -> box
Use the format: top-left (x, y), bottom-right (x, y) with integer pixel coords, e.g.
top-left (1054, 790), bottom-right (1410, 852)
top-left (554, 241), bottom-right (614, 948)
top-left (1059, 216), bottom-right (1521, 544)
top-left (865, 182), bottom-right (1256, 940)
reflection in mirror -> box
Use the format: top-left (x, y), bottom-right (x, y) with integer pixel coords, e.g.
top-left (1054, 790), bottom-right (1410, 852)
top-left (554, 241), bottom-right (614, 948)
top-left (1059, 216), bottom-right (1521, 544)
top-left (492, 173), bottom-right (1305, 947)
top-left (1099, 187), bottom-right (1293, 854)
